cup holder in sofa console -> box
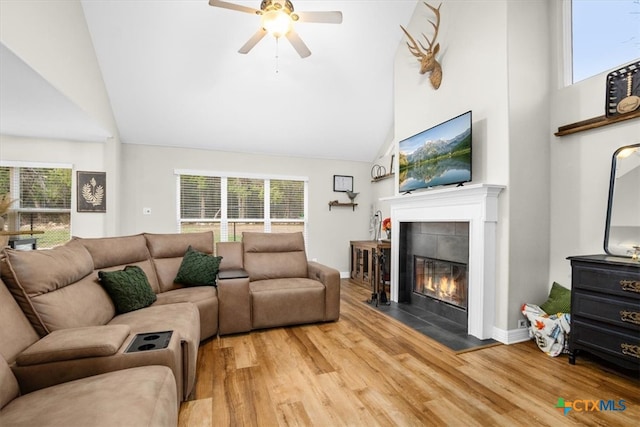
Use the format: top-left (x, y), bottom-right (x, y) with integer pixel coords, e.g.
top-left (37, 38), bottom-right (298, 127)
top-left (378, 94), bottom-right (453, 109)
top-left (125, 331), bottom-right (173, 353)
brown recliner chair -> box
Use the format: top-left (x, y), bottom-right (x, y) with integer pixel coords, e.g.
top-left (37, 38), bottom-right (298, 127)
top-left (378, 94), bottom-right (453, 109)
top-left (216, 232), bottom-right (340, 335)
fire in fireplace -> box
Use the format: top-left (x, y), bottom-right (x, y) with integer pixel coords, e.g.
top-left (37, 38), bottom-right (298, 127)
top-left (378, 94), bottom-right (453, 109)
top-left (414, 256), bottom-right (468, 310)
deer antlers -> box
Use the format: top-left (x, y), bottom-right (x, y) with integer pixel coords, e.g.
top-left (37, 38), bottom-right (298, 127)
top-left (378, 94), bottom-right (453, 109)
top-left (400, 2), bottom-right (442, 89)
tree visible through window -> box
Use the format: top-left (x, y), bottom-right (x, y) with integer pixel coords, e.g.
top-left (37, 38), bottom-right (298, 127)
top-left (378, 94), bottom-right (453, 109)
top-left (177, 172), bottom-right (307, 242)
top-left (0, 166), bottom-right (72, 248)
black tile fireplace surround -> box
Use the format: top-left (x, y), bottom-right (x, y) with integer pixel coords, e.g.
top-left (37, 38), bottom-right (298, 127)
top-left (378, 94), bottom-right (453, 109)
top-left (398, 221), bottom-right (470, 331)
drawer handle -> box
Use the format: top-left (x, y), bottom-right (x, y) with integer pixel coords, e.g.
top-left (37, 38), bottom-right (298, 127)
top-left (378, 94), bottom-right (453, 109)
top-left (620, 343), bottom-right (640, 359)
top-left (620, 280), bottom-right (640, 293)
top-left (620, 310), bottom-right (640, 325)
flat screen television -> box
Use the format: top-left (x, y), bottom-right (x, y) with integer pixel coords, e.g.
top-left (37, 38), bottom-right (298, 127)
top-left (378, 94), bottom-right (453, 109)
top-left (398, 111), bottom-right (472, 193)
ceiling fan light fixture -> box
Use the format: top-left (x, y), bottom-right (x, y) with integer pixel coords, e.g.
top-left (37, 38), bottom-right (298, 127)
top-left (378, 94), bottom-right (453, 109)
top-left (261, 9), bottom-right (292, 38)
top-left (210, 0), bottom-right (342, 57)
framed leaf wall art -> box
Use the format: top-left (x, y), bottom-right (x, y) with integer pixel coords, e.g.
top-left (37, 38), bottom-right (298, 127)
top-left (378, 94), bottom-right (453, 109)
top-left (77, 171), bottom-right (106, 212)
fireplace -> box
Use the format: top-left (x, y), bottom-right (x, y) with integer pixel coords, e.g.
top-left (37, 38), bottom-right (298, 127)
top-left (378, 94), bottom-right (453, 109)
top-left (385, 183), bottom-right (504, 340)
top-left (414, 256), bottom-right (468, 310)
top-left (398, 221), bottom-right (470, 329)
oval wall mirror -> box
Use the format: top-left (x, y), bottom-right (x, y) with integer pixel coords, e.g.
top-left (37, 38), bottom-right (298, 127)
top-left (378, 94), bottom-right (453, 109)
top-left (604, 143), bottom-right (640, 258)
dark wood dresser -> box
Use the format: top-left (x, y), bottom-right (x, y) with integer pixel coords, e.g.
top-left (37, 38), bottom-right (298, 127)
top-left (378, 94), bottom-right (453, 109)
top-left (567, 255), bottom-right (640, 371)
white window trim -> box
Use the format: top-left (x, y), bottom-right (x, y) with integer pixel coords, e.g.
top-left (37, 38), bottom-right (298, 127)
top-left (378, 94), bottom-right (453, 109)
top-left (0, 160), bottom-right (73, 169)
top-left (561, 0), bottom-right (573, 87)
top-left (174, 169), bottom-right (308, 183)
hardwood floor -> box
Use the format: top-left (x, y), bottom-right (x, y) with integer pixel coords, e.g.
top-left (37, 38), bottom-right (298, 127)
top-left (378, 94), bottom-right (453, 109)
top-left (179, 279), bottom-right (639, 426)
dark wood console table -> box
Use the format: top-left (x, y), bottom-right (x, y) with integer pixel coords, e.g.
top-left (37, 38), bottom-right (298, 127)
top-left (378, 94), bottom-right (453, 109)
top-left (567, 255), bottom-right (640, 371)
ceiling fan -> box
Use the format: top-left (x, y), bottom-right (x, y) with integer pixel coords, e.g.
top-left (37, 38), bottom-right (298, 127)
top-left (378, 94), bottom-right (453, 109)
top-left (208, 0), bottom-right (343, 58)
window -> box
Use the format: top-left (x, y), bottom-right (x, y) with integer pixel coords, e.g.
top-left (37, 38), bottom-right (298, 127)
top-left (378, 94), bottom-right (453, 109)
top-left (177, 171), bottom-right (308, 242)
top-left (571, 0), bottom-right (640, 83)
top-left (0, 164), bottom-right (72, 248)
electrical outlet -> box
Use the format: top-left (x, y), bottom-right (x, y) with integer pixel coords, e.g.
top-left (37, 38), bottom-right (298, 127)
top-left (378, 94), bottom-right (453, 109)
top-left (143, 207), bottom-right (151, 215)
top-left (517, 319), bottom-right (527, 329)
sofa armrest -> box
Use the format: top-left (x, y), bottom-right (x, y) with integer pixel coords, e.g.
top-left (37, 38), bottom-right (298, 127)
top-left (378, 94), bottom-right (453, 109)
top-left (218, 268), bottom-right (249, 280)
top-left (217, 273), bottom-right (251, 335)
top-left (16, 325), bottom-right (131, 366)
top-left (11, 331), bottom-right (183, 401)
top-left (307, 261), bottom-right (341, 321)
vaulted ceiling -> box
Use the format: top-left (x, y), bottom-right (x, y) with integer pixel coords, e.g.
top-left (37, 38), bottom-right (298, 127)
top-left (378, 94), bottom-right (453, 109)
top-left (1, 1), bottom-right (418, 162)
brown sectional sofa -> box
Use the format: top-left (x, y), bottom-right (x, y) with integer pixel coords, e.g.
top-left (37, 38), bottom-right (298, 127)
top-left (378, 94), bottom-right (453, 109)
top-left (0, 232), bottom-right (215, 402)
top-left (0, 276), bottom-right (178, 426)
top-left (0, 230), bottom-right (340, 426)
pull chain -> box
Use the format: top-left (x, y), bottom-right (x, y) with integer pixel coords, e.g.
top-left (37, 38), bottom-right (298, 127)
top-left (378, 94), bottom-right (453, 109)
top-left (275, 37), bottom-right (280, 74)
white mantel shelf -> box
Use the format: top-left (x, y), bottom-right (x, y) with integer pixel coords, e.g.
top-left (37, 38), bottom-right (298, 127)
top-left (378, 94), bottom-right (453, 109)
top-left (381, 183), bottom-right (505, 208)
top-left (384, 183), bottom-right (506, 341)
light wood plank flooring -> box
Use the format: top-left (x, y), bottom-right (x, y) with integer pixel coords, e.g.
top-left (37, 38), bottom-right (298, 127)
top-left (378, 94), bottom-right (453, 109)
top-left (179, 279), bottom-right (639, 426)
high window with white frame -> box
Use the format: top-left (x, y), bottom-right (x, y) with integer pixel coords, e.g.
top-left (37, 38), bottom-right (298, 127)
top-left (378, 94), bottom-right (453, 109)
top-left (176, 170), bottom-right (308, 242)
top-left (0, 163), bottom-right (72, 248)
top-left (571, 0), bottom-right (640, 83)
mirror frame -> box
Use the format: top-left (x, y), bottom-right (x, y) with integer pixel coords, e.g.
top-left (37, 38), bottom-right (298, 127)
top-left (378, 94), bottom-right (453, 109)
top-left (604, 142), bottom-right (640, 258)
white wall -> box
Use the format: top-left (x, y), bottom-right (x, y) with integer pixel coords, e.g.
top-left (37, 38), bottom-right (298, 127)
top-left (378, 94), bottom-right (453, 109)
top-left (504, 1), bottom-right (551, 329)
top-left (120, 144), bottom-right (373, 273)
top-left (548, 3), bottom-right (640, 285)
top-left (391, 0), bottom-right (512, 333)
top-left (0, 0), bottom-right (120, 236)
top-left (0, 135), bottom-right (108, 237)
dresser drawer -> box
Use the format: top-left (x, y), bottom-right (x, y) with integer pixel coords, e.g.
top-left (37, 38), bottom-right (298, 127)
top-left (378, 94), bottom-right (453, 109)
top-left (572, 264), bottom-right (640, 300)
top-left (573, 291), bottom-right (640, 331)
top-left (571, 319), bottom-right (640, 366)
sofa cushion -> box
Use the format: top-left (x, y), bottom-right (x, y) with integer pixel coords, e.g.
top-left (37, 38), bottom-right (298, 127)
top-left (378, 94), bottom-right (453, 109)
top-left (145, 231), bottom-right (214, 259)
top-left (0, 278), bottom-right (40, 364)
top-left (250, 278), bottom-right (325, 328)
top-left (155, 287), bottom-right (219, 340)
top-left (76, 234), bottom-right (160, 293)
top-left (0, 357), bottom-right (19, 410)
top-left (99, 266), bottom-right (157, 314)
top-left (174, 246), bottom-right (222, 287)
top-left (76, 234), bottom-right (150, 269)
top-left (217, 241), bottom-right (244, 269)
top-left (0, 240), bottom-right (113, 336)
top-left (145, 231), bottom-right (214, 292)
top-left (242, 232), bottom-right (308, 281)
top-left (0, 366), bottom-right (177, 427)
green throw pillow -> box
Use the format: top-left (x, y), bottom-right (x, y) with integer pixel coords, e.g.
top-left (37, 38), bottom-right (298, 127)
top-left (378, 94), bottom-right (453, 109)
top-left (540, 282), bottom-right (571, 314)
top-left (98, 266), bottom-right (157, 314)
top-left (174, 246), bottom-right (222, 287)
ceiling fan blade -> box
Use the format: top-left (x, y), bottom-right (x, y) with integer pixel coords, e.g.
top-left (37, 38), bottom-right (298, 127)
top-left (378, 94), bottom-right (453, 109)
top-left (208, 0), bottom-right (260, 15)
top-left (286, 30), bottom-right (311, 58)
top-left (296, 11), bottom-right (343, 24)
top-left (238, 28), bottom-right (268, 54)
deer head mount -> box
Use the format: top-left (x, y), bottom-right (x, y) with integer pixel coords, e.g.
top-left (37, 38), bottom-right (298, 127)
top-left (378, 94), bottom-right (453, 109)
top-left (400, 2), bottom-right (442, 90)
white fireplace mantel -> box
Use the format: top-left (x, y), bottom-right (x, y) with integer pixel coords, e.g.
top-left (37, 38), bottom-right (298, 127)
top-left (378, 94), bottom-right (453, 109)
top-left (383, 183), bottom-right (505, 340)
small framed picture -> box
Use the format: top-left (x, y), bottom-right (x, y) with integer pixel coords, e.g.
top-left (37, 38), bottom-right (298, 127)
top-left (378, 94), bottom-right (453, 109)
top-left (333, 175), bottom-right (353, 192)
top-left (77, 171), bottom-right (106, 212)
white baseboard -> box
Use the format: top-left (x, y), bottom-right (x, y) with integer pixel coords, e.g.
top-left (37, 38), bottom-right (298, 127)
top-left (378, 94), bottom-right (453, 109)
top-left (340, 271), bottom-right (350, 279)
top-left (492, 326), bottom-right (530, 344)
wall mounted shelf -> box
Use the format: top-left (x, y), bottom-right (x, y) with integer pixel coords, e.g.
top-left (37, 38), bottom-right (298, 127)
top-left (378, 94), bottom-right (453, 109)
top-left (328, 201), bottom-right (357, 211)
top-left (555, 110), bottom-right (640, 137)
top-left (371, 173), bottom-right (394, 183)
